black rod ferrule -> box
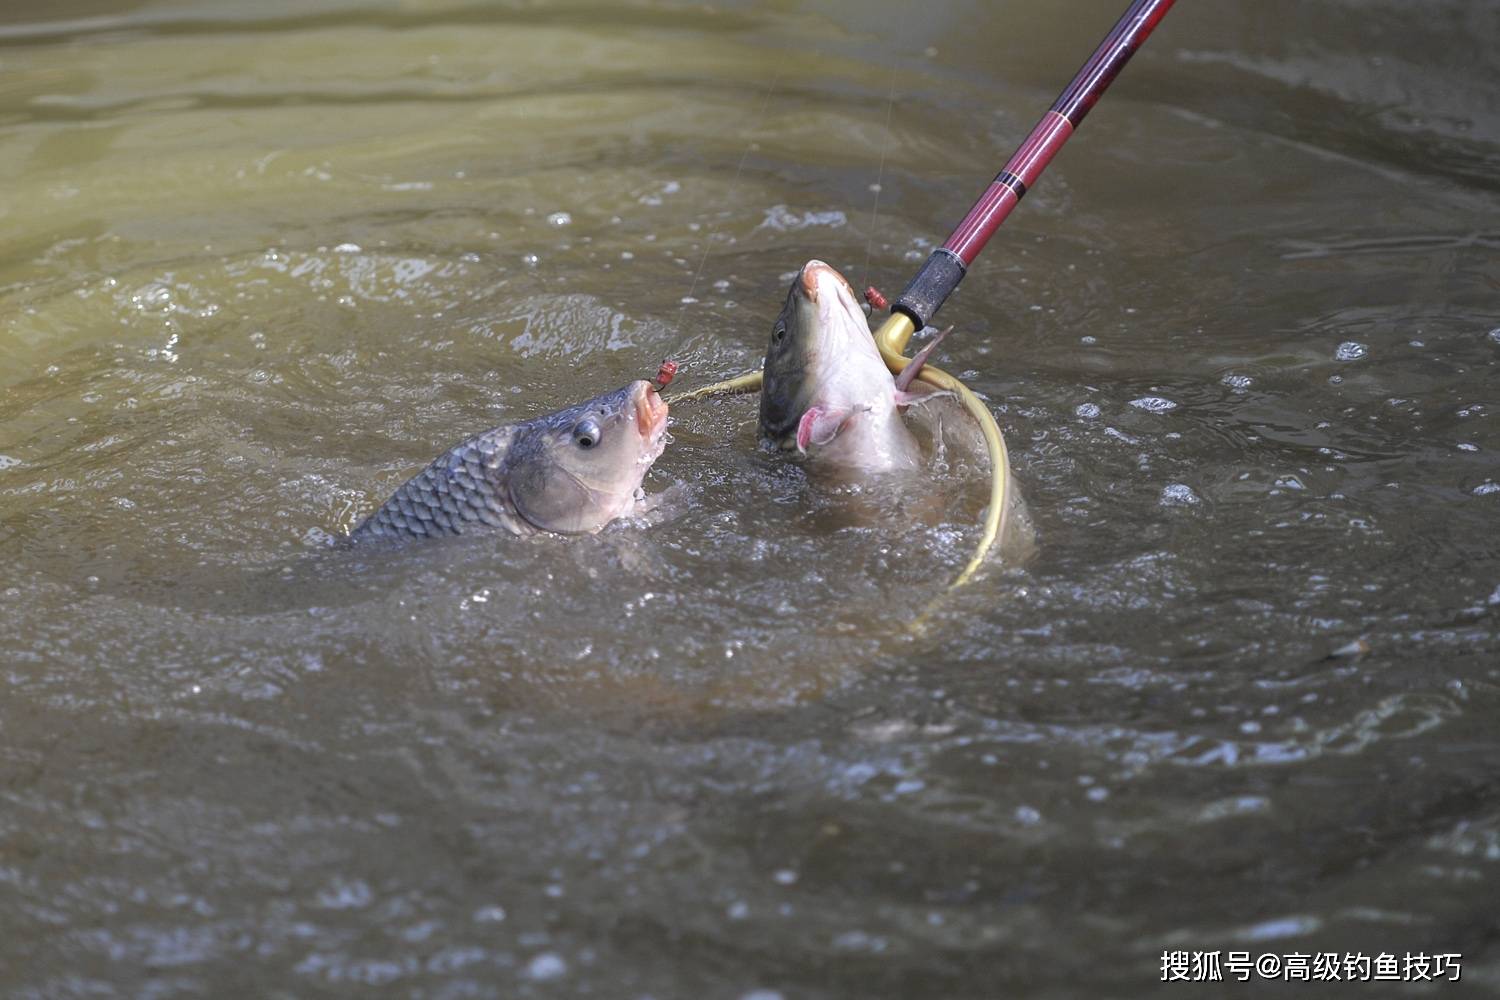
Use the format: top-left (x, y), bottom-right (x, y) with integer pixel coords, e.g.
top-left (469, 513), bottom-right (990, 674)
top-left (892, 248), bottom-right (966, 329)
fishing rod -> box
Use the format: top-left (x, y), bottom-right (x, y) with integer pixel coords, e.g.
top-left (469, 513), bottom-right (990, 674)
top-left (877, 0), bottom-right (1176, 354)
top-left (675, 0), bottom-right (1176, 593)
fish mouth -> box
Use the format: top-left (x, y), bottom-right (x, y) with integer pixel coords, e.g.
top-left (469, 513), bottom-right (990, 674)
top-left (799, 259), bottom-right (857, 305)
top-left (633, 380), bottom-right (669, 439)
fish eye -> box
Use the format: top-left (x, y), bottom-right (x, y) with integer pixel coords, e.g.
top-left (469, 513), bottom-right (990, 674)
top-left (573, 418), bottom-right (601, 449)
top-left (772, 322), bottom-right (787, 344)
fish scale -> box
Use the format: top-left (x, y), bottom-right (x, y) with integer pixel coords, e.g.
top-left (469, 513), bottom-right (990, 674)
top-left (351, 427), bottom-right (529, 541)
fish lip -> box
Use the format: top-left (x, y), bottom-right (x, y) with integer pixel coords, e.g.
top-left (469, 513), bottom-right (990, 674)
top-left (799, 259), bottom-right (856, 305)
top-left (633, 379), bottom-right (669, 440)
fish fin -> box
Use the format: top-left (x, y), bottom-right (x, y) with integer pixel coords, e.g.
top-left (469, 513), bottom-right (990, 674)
top-left (796, 406), bottom-right (853, 452)
top-left (894, 387), bottom-right (954, 408)
top-left (892, 324), bottom-right (953, 393)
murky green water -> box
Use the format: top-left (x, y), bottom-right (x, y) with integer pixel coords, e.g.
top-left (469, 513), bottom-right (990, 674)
top-left (3, 1), bottom-right (1499, 996)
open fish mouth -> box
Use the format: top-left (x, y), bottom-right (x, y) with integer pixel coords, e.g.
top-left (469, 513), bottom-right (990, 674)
top-left (799, 259), bottom-right (857, 305)
top-left (634, 380), bottom-right (669, 440)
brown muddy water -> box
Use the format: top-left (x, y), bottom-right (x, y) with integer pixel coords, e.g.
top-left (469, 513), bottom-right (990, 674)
top-left (3, 1), bottom-right (1499, 996)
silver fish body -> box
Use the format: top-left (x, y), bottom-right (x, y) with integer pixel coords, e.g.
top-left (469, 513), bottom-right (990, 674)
top-left (759, 260), bottom-right (920, 473)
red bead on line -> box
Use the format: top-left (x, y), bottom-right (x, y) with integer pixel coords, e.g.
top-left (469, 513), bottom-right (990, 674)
top-left (654, 359), bottom-right (678, 388)
top-left (864, 286), bottom-right (889, 310)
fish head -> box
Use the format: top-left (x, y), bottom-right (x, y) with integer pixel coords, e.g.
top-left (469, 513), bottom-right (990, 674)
top-left (759, 259), bottom-right (892, 453)
top-left (506, 379), bottom-right (669, 533)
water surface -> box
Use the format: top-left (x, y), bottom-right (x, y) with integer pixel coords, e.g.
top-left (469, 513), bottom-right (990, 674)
top-left (3, 1), bottom-right (1499, 996)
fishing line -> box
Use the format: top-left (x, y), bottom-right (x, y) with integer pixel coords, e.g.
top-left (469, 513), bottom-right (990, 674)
top-left (859, 7), bottom-right (912, 300)
top-left (858, 73), bottom-right (899, 302)
top-left (674, 63), bottom-right (784, 332)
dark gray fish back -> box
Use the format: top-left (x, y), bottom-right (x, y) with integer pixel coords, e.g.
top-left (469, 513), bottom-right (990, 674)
top-left (351, 428), bottom-right (526, 541)
top-left (758, 288), bottom-right (802, 444)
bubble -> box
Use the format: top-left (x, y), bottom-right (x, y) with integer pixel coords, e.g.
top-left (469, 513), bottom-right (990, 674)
top-left (131, 283), bottom-right (172, 312)
top-left (522, 253), bottom-right (539, 266)
top-left (1474, 481), bottom-right (1500, 496)
top-left (525, 953), bottom-right (566, 981)
top-left (1335, 341), bottom-right (1367, 361)
top-left (316, 877), bottom-right (372, 910)
top-left (1161, 483), bottom-right (1200, 506)
top-left (546, 211), bottom-right (572, 227)
top-left (1221, 373), bottom-right (1252, 390)
top-left (833, 930), bottom-right (887, 953)
top-left (1129, 396), bottom-right (1178, 413)
top-left (772, 869), bottom-right (798, 885)
top-left (1488, 327), bottom-right (1500, 345)
top-left (1015, 805), bottom-right (1042, 825)
top-left (1075, 403), bottom-right (1101, 419)
top-left (333, 242), bottom-right (362, 253)
top-left (757, 205), bottom-right (847, 232)
top-left (1243, 916), bottom-right (1323, 941)
top-left (301, 527), bottom-right (336, 548)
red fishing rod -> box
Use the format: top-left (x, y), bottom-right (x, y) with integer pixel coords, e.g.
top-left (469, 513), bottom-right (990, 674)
top-left (889, 0), bottom-right (1176, 331)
